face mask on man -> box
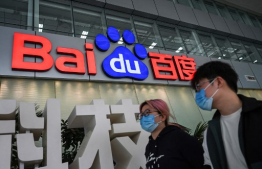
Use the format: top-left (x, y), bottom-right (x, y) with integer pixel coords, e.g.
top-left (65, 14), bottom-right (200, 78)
top-left (140, 114), bottom-right (162, 133)
top-left (195, 78), bottom-right (219, 111)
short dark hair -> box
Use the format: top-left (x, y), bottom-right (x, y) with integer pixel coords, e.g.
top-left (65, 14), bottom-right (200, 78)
top-left (191, 61), bottom-right (238, 93)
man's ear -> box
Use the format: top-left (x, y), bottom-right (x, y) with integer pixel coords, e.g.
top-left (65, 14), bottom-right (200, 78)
top-left (216, 76), bottom-right (224, 88)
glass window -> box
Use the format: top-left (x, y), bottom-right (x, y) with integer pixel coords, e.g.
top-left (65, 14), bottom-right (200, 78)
top-left (158, 26), bottom-right (186, 53)
top-left (228, 8), bottom-right (243, 23)
top-left (105, 10), bottom-right (133, 43)
top-left (177, 0), bottom-right (192, 7)
top-left (229, 39), bottom-right (251, 62)
top-left (238, 11), bottom-right (252, 25)
top-left (38, 0), bottom-right (73, 36)
top-left (198, 33), bottom-right (221, 58)
top-left (214, 36), bottom-right (236, 60)
top-left (179, 29), bottom-right (205, 56)
top-left (73, 2), bottom-right (104, 39)
top-left (204, 1), bottom-right (218, 15)
top-left (0, 0), bottom-right (30, 30)
top-left (258, 18), bottom-right (262, 27)
top-left (133, 16), bottom-right (163, 49)
top-left (255, 45), bottom-right (262, 64)
top-left (190, 0), bottom-right (205, 11)
top-left (243, 43), bottom-right (262, 64)
top-left (248, 15), bottom-right (261, 28)
top-left (216, 4), bottom-right (231, 19)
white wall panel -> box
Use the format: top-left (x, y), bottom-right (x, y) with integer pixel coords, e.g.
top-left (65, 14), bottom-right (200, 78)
top-left (134, 84), bottom-right (173, 119)
top-left (98, 83), bottom-right (138, 105)
top-left (55, 81), bottom-right (101, 119)
top-left (165, 86), bottom-right (204, 132)
top-left (248, 89), bottom-right (262, 100)
top-left (238, 89), bottom-right (251, 97)
top-left (0, 78), bottom-right (55, 111)
top-left (1, 78), bottom-right (262, 130)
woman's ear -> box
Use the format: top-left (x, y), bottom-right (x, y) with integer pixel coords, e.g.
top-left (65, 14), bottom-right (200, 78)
top-left (161, 114), bottom-right (167, 122)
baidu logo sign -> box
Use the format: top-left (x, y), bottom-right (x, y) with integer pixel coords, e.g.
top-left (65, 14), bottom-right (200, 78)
top-left (10, 27), bottom-right (196, 81)
top-left (95, 27), bottom-right (149, 80)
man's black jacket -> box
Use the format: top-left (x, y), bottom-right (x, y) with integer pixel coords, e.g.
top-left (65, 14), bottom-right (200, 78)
top-left (205, 94), bottom-right (262, 169)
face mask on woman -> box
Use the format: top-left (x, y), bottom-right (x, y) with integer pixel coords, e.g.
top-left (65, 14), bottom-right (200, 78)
top-left (140, 114), bottom-right (162, 133)
top-left (195, 78), bottom-right (219, 111)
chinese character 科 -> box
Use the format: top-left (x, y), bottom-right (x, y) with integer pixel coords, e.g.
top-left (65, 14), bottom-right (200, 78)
top-left (148, 53), bottom-right (178, 80)
top-left (174, 55), bottom-right (196, 81)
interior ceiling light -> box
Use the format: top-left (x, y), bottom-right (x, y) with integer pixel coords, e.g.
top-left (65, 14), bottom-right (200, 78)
top-left (118, 37), bottom-right (123, 44)
top-left (151, 42), bottom-right (157, 46)
top-left (82, 31), bottom-right (88, 35)
top-left (80, 31), bottom-right (88, 39)
top-left (149, 42), bottom-right (157, 49)
top-left (227, 48), bottom-right (234, 53)
top-left (38, 24), bottom-right (43, 32)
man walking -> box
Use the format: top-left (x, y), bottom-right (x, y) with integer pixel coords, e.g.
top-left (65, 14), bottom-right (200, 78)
top-left (191, 61), bottom-right (262, 169)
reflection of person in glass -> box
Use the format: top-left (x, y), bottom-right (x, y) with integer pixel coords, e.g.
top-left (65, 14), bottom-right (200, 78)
top-left (139, 99), bottom-right (204, 169)
top-left (191, 61), bottom-right (262, 169)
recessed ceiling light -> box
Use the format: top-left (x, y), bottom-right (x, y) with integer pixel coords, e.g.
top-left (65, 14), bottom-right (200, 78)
top-left (149, 46), bottom-right (154, 49)
top-left (178, 47), bottom-right (183, 50)
top-left (82, 31), bottom-right (88, 35)
top-left (151, 42), bottom-right (157, 46)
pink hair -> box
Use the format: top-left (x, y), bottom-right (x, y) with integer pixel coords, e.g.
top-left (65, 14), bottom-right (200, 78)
top-left (139, 99), bottom-right (171, 126)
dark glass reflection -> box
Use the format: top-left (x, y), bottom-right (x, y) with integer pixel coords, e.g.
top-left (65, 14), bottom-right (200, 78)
top-left (198, 33), bottom-right (221, 58)
top-left (214, 37), bottom-right (235, 60)
top-left (177, 0), bottom-right (191, 7)
top-left (191, 0), bottom-right (205, 11)
top-left (133, 17), bottom-right (163, 49)
top-left (39, 0), bottom-right (73, 36)
top-left (228, 8), bottom-right (243, 23)
top-left (0, 0), bottom-right (30, 29)
top-left (158, 26), bottom-right (186, 53)
top-left (243, 43), bottom-right (262, 64)
top-left (216, 4), bottom-right (231, 19)
top-left (204, 1), bottom-right (218, 15)
top-left (105, 10), bottom-right (133, 44)
top-left (229, 39), bottom-right (251, 62)
top-left (179, 29), bottom-right (205, 56)
top-left (73, 2), bottom-right (103, 39)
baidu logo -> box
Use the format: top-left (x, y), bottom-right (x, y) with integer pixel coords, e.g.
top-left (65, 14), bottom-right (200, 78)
top-left (95, 27), bottom-right (149, 80)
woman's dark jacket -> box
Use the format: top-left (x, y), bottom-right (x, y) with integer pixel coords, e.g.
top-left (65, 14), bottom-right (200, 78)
top-left (206, 94), bottom-right (262, 169)
top-left (145, 125), bottom-right (204, 169)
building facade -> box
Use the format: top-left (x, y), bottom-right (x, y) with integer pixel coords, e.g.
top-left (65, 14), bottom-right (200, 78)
top-left (0, 0), bottom-right (262, 167)
top-left (0, 0), bottom-right (262, 168)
